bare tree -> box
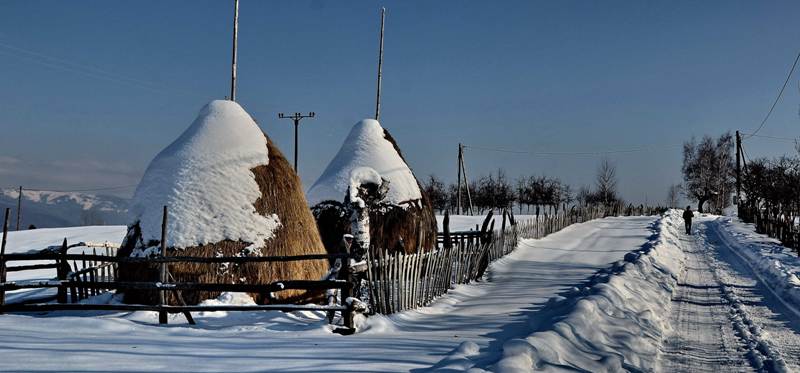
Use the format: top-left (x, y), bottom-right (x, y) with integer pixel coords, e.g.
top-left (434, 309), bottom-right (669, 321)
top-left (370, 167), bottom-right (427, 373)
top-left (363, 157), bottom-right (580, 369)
top-left (666, 184), bottom-right (682, 208)
top-left (595, 159), bottom-right (619, 206)
top-left (682, 133), bottom-right (734, 213)
top-left (422, 175), bottom-right (448, 213)
top-left (576, 185), bottom-right (591, 207)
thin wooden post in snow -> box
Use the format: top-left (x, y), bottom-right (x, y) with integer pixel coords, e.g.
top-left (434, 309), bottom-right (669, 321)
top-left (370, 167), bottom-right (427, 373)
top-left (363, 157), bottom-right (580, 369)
top-left (56, 238), bottom-right (68, 303)
top-left (0, 208), bottom-right (9, 311)
top-left (15, 186), bottom-right (22, 231)
top-left (159, 205), bottom-right (168, 324)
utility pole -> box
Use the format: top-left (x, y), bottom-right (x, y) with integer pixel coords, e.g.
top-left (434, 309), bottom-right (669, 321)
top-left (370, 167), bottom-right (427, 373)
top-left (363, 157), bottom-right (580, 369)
top-left (278, 112), bottom-right (316, 172)
top-left (459, 146), bottom-right (474, 215)
top-left (736, 130), bottom-right (742, 205)
top-left (15, 186), bottom-right (21, 231)
top-left (374, 7), bottom-right (386, 121)
top-left (457, 144), bottom-right (463, 215)
top-left (230, 0), bottom-right (240, 102)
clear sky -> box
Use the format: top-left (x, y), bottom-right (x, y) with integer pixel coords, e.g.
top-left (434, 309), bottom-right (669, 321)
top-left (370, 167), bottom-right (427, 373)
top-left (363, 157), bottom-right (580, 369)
top-left (1, 0), bottom-right (799, 204)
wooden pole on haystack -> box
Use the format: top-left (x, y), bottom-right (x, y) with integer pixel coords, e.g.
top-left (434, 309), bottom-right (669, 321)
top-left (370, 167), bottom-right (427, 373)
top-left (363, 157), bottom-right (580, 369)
top-left (230, 0), bottom-right (240, 102)
top-left (159, 205), bottom-right (168, 324)
top-left (374, 7), bottom-right (386, 121)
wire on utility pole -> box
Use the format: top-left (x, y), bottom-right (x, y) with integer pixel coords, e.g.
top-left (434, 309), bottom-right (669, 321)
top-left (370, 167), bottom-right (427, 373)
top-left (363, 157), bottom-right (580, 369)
top-left (278, 112), bottom-right (316, 172)
top-left (744, 50), bottom-right (800, 139)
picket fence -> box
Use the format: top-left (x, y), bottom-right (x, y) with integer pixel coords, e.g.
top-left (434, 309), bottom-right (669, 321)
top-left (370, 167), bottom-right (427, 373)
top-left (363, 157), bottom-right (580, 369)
top-left (365, 204), bottom-right (664, 315)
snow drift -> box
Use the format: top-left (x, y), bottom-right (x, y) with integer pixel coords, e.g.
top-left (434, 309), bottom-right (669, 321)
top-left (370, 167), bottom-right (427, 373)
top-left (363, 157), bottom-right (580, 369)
top-left (714, 217), bottom-right (800, 314)
top-left (490, 211), bottom-right (685, 372)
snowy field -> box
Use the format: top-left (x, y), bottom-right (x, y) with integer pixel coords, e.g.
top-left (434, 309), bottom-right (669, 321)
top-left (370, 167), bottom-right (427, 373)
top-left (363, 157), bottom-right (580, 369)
top-left (0, 216), bottom-right (657, 372)
top-left (2, 212), bottom-right (799, 372)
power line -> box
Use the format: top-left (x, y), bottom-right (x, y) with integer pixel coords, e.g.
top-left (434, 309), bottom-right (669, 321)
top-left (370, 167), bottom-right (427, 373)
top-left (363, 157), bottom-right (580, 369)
top-left (740, 133), bottom-right (798, 142)
top-left (744, 49), bottom-right (800, 139)
top-left (2, 184), bottom-right (138, 193)
top-left (462, 143), bottom-right (683, 157)
top-left (0, 41), bottom-right (198, 97)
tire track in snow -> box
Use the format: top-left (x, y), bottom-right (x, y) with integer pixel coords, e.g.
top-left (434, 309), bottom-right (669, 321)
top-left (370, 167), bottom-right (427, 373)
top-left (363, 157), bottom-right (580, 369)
top-left (658, 234), bottom-right (752, 372)
top-left (659, 219), bottom-right (798, 373)
top-left (705, 220), bottom-right (800, 372)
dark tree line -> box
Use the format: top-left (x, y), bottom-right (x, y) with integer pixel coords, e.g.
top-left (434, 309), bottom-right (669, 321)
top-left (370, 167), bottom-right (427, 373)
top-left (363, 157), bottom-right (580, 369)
top-left (423, 160), bottom-right (623, 215)
top-left (740, 154), bottom-right (800, 219)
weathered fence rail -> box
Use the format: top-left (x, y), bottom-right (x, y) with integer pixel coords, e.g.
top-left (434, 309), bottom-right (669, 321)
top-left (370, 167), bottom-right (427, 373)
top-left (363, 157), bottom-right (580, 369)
top-left (0, 207), bottom-right (357, 332)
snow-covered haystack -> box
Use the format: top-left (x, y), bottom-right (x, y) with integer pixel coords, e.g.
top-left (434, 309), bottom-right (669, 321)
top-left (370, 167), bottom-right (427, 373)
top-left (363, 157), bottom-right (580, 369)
top-left (307, 118), bottom-right (437, 254)
top-left (117, 100), bottom-right (327, 305)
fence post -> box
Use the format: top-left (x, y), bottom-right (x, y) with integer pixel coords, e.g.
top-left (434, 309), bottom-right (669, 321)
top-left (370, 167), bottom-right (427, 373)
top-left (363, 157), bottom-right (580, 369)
top-left (341, 254), bottom-right (354, 331)
top-left (56, 238), bottom-right (68, 303)
top-left (0, 208), bottom-right (10, 313)
top-left (159, 205), bottom-right (168, 325)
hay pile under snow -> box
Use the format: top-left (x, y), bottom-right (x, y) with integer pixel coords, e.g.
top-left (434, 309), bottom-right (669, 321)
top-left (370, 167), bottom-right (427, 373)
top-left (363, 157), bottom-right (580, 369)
top-left (118, 100), bottom-right (327, 305)
top-left (307, 119), bottom-right (437, 254)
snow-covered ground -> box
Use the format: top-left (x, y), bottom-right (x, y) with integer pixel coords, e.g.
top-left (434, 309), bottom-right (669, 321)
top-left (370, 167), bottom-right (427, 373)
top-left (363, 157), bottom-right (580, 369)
top-left (2, 225), bottom-right (126, 303)
top-left (657, 214), bottom-right (800, 372)
top-left (0, 216), bottom-right (657, 372)
top-left (3, 212), bottom-right (799, 372)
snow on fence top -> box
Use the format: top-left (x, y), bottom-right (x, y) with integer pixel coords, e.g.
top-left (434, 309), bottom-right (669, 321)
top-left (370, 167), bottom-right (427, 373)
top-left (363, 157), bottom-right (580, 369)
top-left (129, 100), bottom-right (280, 250)
top-left (306, 118), bottom-right (422, 206)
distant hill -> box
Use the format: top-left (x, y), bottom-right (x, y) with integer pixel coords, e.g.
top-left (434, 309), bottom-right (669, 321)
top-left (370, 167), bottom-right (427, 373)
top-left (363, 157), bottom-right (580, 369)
top-left (0, 188), bottom-right (129, 228)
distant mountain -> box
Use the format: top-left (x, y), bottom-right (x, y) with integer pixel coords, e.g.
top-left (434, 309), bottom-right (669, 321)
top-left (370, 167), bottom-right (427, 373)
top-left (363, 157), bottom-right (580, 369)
top-left (0, 188), bottom-right (129, 228)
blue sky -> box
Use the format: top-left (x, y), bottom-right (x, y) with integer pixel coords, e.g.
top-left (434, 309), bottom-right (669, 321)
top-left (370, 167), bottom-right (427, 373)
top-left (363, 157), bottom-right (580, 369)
top-left (1, 1), bottom-right (799, 204)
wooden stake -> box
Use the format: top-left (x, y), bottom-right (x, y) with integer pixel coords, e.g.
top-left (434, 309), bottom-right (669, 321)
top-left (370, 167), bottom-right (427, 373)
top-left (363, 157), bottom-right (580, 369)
top-left (0, 208), bottom-right (10, 311)
top-left (230, 0), bottom-right (240, 102)
top-left (159, 205), bottom-right (168, 324)
top-left (375, 7), bottom-right (386, 121)
top-left (16, 186), bottom-right (22, 231)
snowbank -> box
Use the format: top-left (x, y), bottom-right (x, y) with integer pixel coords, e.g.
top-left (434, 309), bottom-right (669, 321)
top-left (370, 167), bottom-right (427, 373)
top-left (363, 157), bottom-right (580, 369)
top-left (489, 211), bottom-right (685, 372)
top-left (714, 217), bottom-right (800, 313)
top-left (306, 119), bottom-right (422, 206)
top-left (129, 100), bottom-right (281, 250)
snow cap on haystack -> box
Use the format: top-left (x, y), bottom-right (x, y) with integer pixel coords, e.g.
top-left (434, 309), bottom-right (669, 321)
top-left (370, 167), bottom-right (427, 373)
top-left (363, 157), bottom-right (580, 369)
top-left (129, 99), bottom-right (280, 251)
top-left (307, 118), bottom-right (422, 206)
top-left (119, 100), bottom-right (327, 305)
top-left (308, 118), bottom-right (437, 255)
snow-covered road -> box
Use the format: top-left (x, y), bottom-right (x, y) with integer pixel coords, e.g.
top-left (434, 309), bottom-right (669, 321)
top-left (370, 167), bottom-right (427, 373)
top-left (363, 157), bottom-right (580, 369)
top-left (658, 216), bottom-right (800, 372)
top-left (0, 216), bottom-right (658, 372)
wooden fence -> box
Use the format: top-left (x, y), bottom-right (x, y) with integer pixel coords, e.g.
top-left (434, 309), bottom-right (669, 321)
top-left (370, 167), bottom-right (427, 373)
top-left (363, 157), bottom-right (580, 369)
top-left (738, 204), bottom-right (800, 254)
top-left (0, 203), bottom-right (665, 330)
top-left (366, 204), bottom-right (665, 315)
top-left (0, 207), bottom-right (357, 333)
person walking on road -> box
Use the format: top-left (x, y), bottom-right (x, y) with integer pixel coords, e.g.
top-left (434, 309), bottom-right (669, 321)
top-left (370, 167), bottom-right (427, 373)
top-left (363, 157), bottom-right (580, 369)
top-left (683, 206), bottom-right (693, 235)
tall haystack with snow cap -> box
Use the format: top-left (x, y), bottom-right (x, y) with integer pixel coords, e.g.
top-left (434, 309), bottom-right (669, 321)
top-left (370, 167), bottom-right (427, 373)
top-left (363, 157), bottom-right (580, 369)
top-left (117, 100), bottom-right (327, 305)
top-left (307, 118), bottom-right (437, 255)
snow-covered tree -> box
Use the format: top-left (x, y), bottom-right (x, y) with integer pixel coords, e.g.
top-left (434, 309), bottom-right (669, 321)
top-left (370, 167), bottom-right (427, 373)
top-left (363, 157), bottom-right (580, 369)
top-left (682, 133), bottom-right (734, 213)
